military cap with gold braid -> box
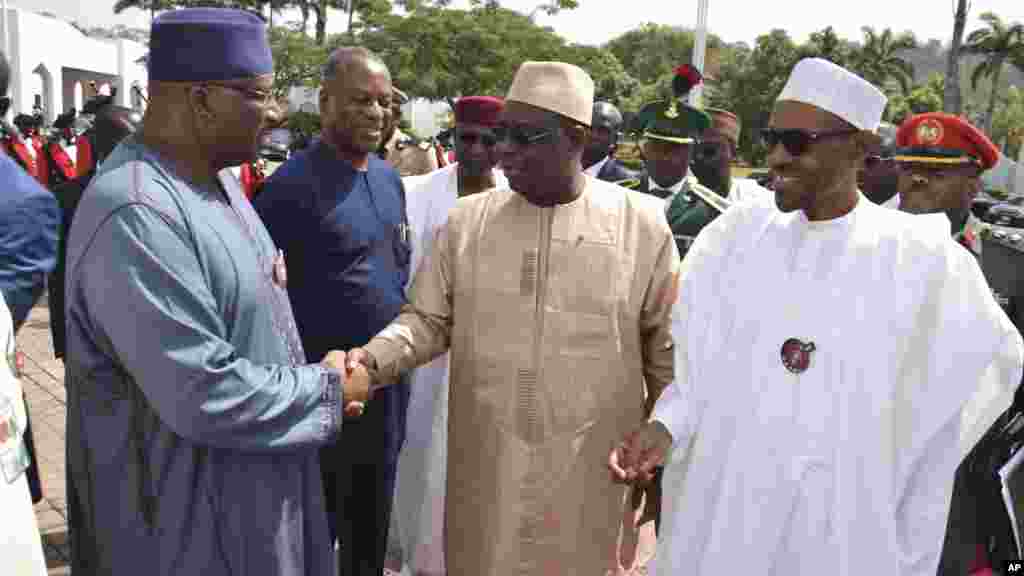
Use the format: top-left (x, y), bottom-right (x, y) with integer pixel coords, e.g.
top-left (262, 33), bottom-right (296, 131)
top-left (631, 64), bottom-right (712, 145)
top-left (892, 112), bottom-right (1000, 171)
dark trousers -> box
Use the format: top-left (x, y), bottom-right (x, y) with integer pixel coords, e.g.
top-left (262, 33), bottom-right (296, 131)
top-left (321, 375), bottom-right (410, 576)
top-left (23, 402), bottom-right (43, 503)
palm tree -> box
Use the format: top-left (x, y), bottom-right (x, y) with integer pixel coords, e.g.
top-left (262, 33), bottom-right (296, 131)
top-left (852, 27), bottom-right (917, 95)
top-left (799, 26), bottom-right (852, 68)
top-left (944, 0), bottom-right (970, 114)
top-left (963, 11), bottom-right (1024, 136)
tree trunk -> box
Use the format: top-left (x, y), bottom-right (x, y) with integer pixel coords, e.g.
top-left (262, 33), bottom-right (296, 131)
top-left (301, 1), bottom-right (310, 34)
top-left (316, 0), bottom-right (327, 45)
top-left (985, 57), bottom-right (1004, 136)
top-left (944, 0), bottom-right (968, 114)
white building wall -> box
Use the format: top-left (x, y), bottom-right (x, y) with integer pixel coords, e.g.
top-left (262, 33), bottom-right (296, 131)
top-left (116, 38), bottom-right (147, 111)
top-left (1, 8), bottom-right (146, 122)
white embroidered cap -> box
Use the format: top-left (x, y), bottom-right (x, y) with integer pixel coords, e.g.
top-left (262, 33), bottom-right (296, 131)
top-left (776, 58), bottom-right (888, 132)
top-left (506, 61), bottom-right (594, 126)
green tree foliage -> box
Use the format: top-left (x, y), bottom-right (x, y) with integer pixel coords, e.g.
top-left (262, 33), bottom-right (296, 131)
top-left (964, 12), bottom-right (1024, 135)
top-left (849, 26), bottom-right (917, 95)
top-left (991, 86), bottom-right (1024, 159)
top-left (708, 30), bottom-right (798, 165)
top-left (269, 24), bottom-right (329, 98)
top-left (605, 24), bottom-right (724, 87)
top-left (885, 73), bottom-right (944, 124)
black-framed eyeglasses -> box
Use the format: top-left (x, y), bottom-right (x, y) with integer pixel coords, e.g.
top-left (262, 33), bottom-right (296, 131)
top-left (457, 130), bottom-right (499, 148)
top-left (494, 123), bottom-right (555, 147)
top-left (205, 83), bottom-right (275, 105)
top-left (760, 127), bottom-right (859, 157)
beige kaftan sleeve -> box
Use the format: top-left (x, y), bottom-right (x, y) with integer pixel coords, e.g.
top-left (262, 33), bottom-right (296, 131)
top-left (639, 230), bottom-right (681, 417)
top-left (364, 222), bottom-right (454, 385)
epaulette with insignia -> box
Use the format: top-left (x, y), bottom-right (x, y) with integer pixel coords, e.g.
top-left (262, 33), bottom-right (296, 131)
top-left (615, 178), bottom-right (641, 190)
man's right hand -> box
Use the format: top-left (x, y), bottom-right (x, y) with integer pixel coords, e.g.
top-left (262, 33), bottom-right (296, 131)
top-left (608, 421), bottom-right (673, 485)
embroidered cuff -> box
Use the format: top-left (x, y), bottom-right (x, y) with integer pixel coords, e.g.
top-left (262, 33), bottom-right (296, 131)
top-left (319, 367), bottom-right (343, 438)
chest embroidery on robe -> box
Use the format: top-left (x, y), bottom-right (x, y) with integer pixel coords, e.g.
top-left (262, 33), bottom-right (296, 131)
top-left (781, 338), bottom-right (815, 374)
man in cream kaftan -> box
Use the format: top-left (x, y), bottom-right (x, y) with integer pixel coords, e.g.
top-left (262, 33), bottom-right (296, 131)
top-left (366, 174), bottom-right (675, 575)
top-left (355, 62), bottom-right (675, 576)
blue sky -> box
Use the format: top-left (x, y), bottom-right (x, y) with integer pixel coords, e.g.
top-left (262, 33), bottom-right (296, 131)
top-left (17, 0), bottom-right (1024, 47)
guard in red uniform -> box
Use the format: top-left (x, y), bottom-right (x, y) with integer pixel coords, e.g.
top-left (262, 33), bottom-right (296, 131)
top-left (36, 109), bottom-right (77, 189)
top-left (892, 112), bottom-right (1000, 258)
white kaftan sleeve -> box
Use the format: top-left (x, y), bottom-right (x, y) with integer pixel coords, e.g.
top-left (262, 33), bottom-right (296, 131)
top-left (894, 240), bottom-right (1023, 574)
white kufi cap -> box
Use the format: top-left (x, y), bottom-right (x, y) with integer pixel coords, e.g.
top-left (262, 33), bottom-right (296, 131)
top-left (506, 61), bottom-right (594, 126)
top-left (776, 58), bottom-right (887, 132)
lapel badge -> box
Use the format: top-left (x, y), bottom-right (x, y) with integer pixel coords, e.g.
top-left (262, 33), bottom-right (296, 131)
top-left (272, 249), bottom-right (288, 288)
top-left (781, 338), bottom-right (815, 374)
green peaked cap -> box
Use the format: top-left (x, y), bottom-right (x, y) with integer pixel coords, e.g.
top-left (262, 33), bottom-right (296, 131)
top-left (632, 99), bottom-right (711, 145)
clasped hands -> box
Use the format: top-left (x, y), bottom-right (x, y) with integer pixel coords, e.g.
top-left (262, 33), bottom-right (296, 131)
top-left (321, 347), bottom-right (376, 418)
top-left (607, 420), bottom-right (674, 486)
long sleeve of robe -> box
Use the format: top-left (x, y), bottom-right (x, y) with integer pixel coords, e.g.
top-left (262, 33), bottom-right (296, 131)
top-left (0, 154), bottom-right (59, 330)
top-left (64, 138), bottom-right (343, 576)
top-left (651, 193), bottom-right (1024, 576)
top-left (366, 177), bottom-right (677, 575)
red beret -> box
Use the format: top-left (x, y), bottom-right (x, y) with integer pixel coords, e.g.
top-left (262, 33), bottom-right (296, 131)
top-left (454, 96), bottom-right (504, 127)
top-left (893, 112), bottom-right (1000, 171)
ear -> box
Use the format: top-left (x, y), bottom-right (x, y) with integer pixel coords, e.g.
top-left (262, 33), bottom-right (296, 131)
top-left (187, 85), bottom-right (214, 122)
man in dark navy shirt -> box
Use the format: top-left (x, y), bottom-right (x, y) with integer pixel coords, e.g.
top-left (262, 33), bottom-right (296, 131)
top-left (254, 46), bottom-right (410, 576)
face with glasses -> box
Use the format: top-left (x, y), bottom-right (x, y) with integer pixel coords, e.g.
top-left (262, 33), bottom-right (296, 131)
top-left (896, 161), bottom-right (980, 215)
top-left (454, 123), bottom-right (500, 179)
top-left (691, 127), bottom-right (735, 195)
top-left (192, 75), bottom-right (280, 167)
top-left (496, 101), bottom-right (585, 206)
top-left (765, 100), bottom-right (868, 215)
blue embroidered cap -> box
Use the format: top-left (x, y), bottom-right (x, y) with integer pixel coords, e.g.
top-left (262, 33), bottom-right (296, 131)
top-left (148, 8), bottom-right (273, 83)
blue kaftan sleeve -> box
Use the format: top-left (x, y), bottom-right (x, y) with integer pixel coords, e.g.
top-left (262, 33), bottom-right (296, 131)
top-left (76, 202), bottom-right (343, 453)
top-left (0, 189), bottom-right (59, 329)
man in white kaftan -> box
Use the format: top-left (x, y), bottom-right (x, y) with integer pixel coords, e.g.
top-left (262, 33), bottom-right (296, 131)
top-left (352, 63), bottom-right (675, 575)
top-left (611, 58), bottom-right (1024, 576)
top-left (389, 96), bottom-right (508, 576)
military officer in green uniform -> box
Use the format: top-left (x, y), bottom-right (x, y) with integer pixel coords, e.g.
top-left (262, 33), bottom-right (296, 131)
top-left (618, 64), bottom-right (730, 257)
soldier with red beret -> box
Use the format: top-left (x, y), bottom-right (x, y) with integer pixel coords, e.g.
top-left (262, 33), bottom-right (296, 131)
top-left (893, 112), bottom-right (1000, 256)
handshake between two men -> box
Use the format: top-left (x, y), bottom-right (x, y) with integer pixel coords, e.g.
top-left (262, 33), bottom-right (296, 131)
top-left (329, 342), bottom-right (679, 484)
top-left (321, 347), bottom-right (379, 419)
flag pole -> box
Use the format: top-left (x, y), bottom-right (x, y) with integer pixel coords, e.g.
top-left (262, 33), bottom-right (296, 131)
top-left (689, 0), bottom-right (710, 108)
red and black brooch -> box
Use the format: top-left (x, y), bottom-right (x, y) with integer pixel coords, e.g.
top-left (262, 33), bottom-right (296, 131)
top-left (781, 338), bottom-right (815, 374)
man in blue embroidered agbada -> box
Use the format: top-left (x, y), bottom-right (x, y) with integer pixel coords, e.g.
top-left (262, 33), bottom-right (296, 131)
top-left (254, 46), bottom-right (412, 576)
top-left (64, 9), bottom-right (368, 575)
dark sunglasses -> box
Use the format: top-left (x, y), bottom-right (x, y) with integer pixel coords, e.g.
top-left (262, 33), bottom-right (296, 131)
top-left (760, 128), bottom-right (860, 157)
top-left (458, 131), bottom-right (499, 148)
top-left (493, 123), bottom-right (555, 147)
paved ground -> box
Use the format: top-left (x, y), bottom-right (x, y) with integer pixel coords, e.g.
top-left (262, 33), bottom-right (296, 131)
top-left (18, 301), bottom-right (70, 575)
